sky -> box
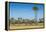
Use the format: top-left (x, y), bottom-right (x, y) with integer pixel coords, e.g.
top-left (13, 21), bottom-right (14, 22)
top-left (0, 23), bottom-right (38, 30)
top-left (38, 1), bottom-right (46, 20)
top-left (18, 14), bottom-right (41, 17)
top-left (9, 2), bottom-right (44, 20)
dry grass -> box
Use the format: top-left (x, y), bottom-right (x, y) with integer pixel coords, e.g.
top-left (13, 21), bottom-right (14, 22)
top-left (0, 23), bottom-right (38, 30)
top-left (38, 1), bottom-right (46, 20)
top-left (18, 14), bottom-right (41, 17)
top-left (10, 23), bottom-right (44, 29)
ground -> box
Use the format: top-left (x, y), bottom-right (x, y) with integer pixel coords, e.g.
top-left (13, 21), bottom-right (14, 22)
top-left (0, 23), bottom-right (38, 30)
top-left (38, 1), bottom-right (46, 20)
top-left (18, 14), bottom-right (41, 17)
top-left (10, 23), bottom-right (44, 30)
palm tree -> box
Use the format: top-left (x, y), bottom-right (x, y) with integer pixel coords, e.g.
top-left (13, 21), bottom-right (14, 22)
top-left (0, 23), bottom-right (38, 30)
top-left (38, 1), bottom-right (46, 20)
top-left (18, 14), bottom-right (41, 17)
top-left (33, 5), bottom-right (38, 24)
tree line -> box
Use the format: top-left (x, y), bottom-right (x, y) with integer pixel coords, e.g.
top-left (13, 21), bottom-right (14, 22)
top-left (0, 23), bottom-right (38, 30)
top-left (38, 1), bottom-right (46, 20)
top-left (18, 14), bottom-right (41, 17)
top-left (9, 18), bottom-right (44, 25)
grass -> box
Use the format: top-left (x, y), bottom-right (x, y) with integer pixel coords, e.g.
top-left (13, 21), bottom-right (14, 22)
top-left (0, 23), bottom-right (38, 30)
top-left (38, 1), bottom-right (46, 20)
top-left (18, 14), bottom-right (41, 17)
top-left (10, 23), bottom-right (44, 29)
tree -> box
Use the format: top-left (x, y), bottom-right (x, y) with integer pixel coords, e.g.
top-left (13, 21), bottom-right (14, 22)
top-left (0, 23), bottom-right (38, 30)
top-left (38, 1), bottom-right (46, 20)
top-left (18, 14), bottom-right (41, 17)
top-left (33, 5), bottom-right (38, 24)
top-left (39, 18), bottom-right (44, 23)
top-left (10, 18), bottom-right (15, 24)
top-left (18, 17), bottom-right (22, 24)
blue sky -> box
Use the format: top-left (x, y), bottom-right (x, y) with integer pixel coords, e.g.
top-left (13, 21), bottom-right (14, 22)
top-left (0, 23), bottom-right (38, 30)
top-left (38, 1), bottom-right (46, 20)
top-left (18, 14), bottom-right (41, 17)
top-left (10, 3), bottom-right (44, 20)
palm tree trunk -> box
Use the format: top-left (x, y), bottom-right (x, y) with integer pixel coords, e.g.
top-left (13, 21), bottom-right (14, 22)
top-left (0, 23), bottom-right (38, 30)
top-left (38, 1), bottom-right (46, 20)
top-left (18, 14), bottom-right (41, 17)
top-left (34, 11), bottom-right (38, 25)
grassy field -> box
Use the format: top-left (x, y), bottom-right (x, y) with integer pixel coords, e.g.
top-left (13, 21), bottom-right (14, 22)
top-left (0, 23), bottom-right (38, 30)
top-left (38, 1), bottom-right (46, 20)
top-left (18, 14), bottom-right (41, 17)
top-left (10, 23), bottom-right (44, 30)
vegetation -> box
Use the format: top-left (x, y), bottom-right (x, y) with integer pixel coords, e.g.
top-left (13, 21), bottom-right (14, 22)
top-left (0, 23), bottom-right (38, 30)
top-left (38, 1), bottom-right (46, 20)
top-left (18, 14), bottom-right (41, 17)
top-left (9, 18), bottom-right (44, 29)
top-left (33, 6), bottom-right (38, 24)
top-left (9, 17), bottom-right (44, 26)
